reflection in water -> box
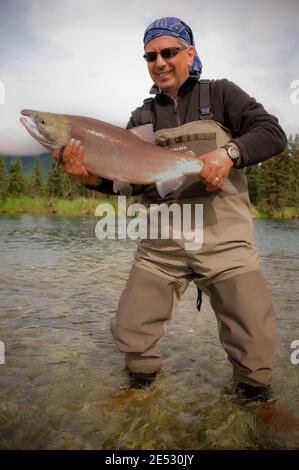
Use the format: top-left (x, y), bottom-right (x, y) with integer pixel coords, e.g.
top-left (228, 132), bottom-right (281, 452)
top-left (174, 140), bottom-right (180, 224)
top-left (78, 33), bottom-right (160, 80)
top-left (0, 215), bottom-right (298, 449)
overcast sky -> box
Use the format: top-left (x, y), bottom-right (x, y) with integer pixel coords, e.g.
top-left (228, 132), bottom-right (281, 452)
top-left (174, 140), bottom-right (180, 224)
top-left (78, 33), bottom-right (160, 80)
top-left (0, 0), bottom-right (298, 155)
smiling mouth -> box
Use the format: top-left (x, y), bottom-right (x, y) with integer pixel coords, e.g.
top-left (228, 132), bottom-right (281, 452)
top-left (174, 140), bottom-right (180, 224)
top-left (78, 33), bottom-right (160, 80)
top-left (157, 71), bottom-right (172, 77)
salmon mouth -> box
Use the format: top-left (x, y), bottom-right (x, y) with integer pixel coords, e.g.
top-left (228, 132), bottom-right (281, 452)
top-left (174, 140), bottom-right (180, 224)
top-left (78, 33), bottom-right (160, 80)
top-left (19, 109), bottom-right (59, 148)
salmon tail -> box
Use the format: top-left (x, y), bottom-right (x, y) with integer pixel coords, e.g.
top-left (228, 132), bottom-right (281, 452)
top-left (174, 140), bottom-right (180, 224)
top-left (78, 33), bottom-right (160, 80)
top-left (156, 176), bottom-right (187, 198)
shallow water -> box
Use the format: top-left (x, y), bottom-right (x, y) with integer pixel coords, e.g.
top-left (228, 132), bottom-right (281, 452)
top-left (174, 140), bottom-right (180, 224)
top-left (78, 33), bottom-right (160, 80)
top-left (0, 215), bottom-right (298, 449)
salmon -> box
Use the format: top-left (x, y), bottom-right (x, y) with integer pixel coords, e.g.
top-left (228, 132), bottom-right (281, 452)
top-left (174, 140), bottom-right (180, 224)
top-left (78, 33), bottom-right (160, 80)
top-left (20, 109), bottom-right (237, 197)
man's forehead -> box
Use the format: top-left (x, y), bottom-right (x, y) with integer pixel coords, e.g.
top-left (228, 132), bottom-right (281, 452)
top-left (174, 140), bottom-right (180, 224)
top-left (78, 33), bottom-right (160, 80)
top-left (144, 35), bottom-right (182, 50)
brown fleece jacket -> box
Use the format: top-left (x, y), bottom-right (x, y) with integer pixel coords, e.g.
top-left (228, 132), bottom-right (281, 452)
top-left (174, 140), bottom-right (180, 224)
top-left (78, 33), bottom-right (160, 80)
top-left (87, 77), bottom-right (287, 194)
top-left (127, 76), bottom-right (287, 167)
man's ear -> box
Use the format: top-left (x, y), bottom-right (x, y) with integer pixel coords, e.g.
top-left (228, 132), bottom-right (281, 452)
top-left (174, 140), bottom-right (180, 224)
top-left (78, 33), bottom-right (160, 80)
top-left (187, 46), bottom-right (195, 65)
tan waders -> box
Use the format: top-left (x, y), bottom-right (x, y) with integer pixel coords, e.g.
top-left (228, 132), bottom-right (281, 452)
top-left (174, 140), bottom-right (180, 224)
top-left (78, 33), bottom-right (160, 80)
top-left (110, 120), bottom-right (277, 388)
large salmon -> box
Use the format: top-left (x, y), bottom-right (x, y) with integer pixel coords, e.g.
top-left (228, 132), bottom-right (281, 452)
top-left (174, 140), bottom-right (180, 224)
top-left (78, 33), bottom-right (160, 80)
top-left (20, 109), bottom-right (237, 197)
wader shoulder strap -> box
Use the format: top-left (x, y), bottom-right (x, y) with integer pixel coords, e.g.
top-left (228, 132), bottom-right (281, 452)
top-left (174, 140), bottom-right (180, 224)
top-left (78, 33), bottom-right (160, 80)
top-left (199, 79), bottom-right (213, 120)
top-left (140, 97), bottom-right (154, 125)
top-left (140, 79), bottom-right (213, 125)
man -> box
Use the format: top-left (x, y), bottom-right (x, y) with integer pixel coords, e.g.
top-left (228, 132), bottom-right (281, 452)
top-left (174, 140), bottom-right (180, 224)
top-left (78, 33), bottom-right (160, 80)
top-left (55, 17), bottom-right (287, 399)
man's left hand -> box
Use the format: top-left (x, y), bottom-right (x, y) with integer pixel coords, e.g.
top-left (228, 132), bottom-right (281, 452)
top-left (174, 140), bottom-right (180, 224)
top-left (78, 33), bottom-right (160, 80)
top-left (198, 148), bottom-right (233, 191)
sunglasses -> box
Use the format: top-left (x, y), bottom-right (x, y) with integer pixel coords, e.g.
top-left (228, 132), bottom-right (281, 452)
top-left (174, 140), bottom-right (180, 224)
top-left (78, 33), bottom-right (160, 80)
top-left (143, 46), bottom-right (187, 63)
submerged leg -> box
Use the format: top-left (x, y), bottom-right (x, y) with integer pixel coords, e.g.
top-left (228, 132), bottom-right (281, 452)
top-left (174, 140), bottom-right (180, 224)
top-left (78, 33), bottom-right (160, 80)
top-left (206, 270), bottom-right (277, 388)
top-left (111, 265), bottom-right (189, 376)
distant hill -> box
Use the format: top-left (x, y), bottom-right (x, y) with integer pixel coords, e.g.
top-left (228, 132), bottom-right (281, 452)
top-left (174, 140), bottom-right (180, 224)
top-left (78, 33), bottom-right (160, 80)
top-left (2, 153), bottom-right (54, 180)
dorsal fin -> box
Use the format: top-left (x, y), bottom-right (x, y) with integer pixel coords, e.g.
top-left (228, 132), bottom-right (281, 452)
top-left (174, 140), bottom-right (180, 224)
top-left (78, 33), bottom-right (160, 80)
top-left (128, 123), bottom-right (155, 143)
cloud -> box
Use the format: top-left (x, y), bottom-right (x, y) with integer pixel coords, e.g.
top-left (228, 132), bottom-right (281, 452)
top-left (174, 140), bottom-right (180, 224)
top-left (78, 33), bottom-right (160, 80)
top-left (0, 0), bottom-right (298, 155)
top-left (0, 0), bottom-right (68, 75)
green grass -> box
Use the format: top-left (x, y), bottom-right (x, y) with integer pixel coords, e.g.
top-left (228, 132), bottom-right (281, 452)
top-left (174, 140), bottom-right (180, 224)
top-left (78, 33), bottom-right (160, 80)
top-left (0, 196), bottom-right (297, 219)
top-left (0, 196), bottom-right (121, 216)
top-left (252, 206), bottom-right (298, 219)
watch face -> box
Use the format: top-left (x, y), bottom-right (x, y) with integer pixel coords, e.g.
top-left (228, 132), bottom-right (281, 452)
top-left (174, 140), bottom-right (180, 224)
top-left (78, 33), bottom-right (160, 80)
top-left (228, 146), bottom-right (239, 160)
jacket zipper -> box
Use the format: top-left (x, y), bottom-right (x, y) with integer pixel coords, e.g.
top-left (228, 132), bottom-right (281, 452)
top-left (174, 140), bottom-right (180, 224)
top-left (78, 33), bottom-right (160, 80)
top-left (173, 97), bottom-right (181, 126)
top-left (157, 89), bottom-right (181, 126)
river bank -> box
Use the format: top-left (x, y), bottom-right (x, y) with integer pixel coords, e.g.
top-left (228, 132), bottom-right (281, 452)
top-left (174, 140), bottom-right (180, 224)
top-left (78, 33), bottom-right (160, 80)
top-left (0, 196), bottom-right (117, 216)
top-left (0, 196), bottom-right (297, 219)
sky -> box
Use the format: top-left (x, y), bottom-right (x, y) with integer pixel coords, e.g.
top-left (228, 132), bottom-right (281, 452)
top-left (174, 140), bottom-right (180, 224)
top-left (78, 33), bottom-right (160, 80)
top-left (0, 0), bottom-right (298, 155)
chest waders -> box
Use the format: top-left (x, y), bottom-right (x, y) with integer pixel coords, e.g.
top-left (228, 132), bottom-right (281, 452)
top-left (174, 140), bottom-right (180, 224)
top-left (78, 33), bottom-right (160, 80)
top-left (110, 104), bottom-right (277, 389)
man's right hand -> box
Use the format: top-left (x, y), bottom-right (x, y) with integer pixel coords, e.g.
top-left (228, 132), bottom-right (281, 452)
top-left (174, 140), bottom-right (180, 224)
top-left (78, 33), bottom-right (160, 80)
top-left (53, 139), bottom-right (100, 186)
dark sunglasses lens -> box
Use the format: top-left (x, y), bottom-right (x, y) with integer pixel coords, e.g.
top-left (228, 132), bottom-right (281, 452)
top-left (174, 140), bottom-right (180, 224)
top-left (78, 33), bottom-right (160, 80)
top-left (143, 48), bottom-right (180, 62)
top-left (144, 52), bottom-right (157, 62)
top-left (160, 48), bottom-right (176, 59)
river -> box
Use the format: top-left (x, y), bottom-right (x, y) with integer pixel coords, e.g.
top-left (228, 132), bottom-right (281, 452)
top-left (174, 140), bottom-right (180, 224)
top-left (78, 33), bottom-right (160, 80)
top-left (0, 215), bottom-right (298, 449)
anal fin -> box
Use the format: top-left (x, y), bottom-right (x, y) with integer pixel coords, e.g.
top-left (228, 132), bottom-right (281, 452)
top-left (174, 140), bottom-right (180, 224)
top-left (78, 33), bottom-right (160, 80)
top-left (113, 180), bottom-right (133, 196)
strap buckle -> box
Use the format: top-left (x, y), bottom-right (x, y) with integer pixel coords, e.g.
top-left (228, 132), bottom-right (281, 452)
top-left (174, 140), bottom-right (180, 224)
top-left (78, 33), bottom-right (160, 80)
top-left (199, 105), bottom-right (213, 120)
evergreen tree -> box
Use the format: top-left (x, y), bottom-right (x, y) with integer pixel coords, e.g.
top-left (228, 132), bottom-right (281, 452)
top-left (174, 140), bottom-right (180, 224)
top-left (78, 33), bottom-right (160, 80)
top-left (7, 158), bottom-right (27, 195)
top-left (47, 162), bottom-right (87, 199)
top-left (0, 155), bottom-right (8, 198)
top-left (47, 162), bottom-right (65, 197)
top-left (246, 164), bottom-right (260, 205)
top-left (288, 143), bottom-right (299, 210)
top-left (66, 175), bottom-right (86, 199)
top-left (259, 148), bottom-right (294, 211)
top-left (30, 155), bottom-right (44, 196)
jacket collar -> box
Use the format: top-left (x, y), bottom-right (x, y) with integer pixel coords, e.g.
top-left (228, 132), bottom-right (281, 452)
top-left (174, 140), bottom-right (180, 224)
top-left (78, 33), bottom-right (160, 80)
top-left (149, 75), bottom-right (199, 97)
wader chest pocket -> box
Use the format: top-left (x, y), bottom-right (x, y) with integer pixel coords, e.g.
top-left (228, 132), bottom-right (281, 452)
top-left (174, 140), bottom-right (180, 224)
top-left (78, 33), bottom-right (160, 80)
top-left (157, 132), bottom-right (217, 156)
top-left (146, 122), bottom-right (231, 201)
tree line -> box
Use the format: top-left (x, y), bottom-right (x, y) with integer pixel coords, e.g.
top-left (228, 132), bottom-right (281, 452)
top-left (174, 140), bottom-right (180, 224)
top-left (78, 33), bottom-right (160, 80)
top-left (246, 135), bottom-right (299, 214)
top-left (0, 135), bottom-right (298, 214)
top-left (0, 156), bottom-right (88, 199)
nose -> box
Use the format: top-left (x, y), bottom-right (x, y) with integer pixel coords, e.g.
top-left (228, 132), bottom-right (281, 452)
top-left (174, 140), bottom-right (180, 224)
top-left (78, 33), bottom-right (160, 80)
top-left (155, 52), bottom-right (167, 67)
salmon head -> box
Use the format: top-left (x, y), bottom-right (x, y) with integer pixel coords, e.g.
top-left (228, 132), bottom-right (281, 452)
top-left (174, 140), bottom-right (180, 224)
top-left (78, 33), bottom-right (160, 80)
top-left (20, 109), bottom-right (71, 149)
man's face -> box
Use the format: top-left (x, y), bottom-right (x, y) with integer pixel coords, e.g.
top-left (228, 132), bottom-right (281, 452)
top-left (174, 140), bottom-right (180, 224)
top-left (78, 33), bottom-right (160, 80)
top-left (144, 35), bottom-right (195, 97)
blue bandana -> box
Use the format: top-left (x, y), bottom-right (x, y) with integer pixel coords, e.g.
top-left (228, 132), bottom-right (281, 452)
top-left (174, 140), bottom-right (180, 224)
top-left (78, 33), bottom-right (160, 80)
top-left (143, 17), bottom-right (202, 76)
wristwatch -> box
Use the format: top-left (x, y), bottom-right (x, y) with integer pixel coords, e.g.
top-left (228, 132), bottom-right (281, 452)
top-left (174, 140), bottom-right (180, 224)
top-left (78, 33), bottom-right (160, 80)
top-left (221, 143), bottom-right (240, 167)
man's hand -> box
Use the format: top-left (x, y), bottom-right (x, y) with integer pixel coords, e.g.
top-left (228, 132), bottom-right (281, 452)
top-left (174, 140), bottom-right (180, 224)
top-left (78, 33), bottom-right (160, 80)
top-left (53, 139), bottom-right (100, 186)
top-left (198, 147), bottom-right (233, 191)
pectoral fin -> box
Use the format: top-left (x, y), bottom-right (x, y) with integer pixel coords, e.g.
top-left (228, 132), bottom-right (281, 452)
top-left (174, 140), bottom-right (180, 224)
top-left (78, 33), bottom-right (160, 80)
top-left (155, 176), bottom-right (187, 198)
